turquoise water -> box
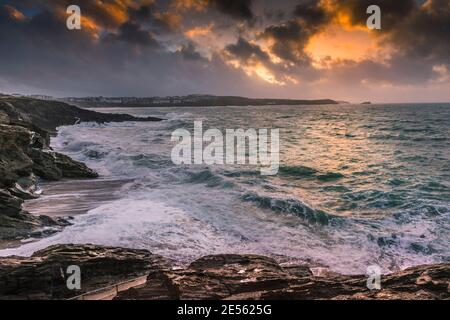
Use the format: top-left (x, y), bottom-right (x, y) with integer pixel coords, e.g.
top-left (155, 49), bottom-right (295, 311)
top-left (2, 104), bottom-right (449, 274)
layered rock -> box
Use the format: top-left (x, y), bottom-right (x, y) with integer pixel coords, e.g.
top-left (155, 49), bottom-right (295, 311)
top-left (116, 254), bottom-right (450, 300)
top-left (29, 149), bottom-right (98, 181)
top-left (0, 124), bottom-right (93, 240)
top-left (0, 244), bottom-right (170, 300)
top-left (0, 246), bottom-right (448, 300)
top-left (0, 95), bottom-right (162, 242)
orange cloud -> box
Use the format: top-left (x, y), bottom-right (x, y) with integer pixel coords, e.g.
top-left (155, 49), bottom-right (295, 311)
top-left (306, 24), bottom-right (386, 65)
top-left (184, 24), bottom-right (214, 38)
top-left (155, 12), bottom-right (183, 30)
top-left (101, 2), bottom-right (129, 26)
top-left (171, 0), bottom-right (209, 12)
top-left (3, 4), bottom-right (26, 21)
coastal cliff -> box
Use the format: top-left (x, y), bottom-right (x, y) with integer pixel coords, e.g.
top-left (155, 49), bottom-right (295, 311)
top-left (0, 96), bottom-right (162, 242)
top-left (0, 244), bottom-right (448, 300)
top-left (0, 96), bottom-right (161, 132)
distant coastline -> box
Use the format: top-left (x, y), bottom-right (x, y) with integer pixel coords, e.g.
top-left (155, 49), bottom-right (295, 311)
top-left (60, 94), bottom-right (342, 108)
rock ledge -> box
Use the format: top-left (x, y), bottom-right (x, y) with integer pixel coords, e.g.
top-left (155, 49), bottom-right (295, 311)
top-left (0, 245), bottom-right (448, 300)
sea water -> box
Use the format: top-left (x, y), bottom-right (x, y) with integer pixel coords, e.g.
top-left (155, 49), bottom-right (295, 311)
top-left (1, 104), bottom-right (449, 275)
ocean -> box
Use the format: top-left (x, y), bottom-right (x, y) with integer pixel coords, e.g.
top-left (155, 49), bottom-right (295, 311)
top-left (1, 104), bottom-right (449, 275)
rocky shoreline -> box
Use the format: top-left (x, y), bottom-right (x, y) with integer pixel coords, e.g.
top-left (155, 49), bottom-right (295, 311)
top-left (0, 244), bottom-right (448, 300)
top-left (0, 95), bottom-right (161, 242)
top-left (0, 95), bottom-right (448, 300)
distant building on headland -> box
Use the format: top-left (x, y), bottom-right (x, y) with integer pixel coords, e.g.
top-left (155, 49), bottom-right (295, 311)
top-left (61, 95), bottom-right (340, 107)
top-left (11, 94), bottom-right (55, 100)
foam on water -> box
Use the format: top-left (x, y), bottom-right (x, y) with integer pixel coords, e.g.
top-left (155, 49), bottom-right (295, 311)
top-left (1, 104), bottom-right (449, 275)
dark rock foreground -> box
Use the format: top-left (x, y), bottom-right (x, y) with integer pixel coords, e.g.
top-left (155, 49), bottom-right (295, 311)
top-left (116, 254), bottom-right (450, 300)
top-left (0, 244), bottom-right (170, 299)
top-left (0, 96), bottom-right (162, 241)
top-left (0, 244), bottom-right (448, 300)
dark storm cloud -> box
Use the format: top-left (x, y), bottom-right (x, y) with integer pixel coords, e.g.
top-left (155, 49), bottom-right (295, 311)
top-left (178, 42), bottom-right (207, 61)
top-left (224, 36), bottom-right (321, 84)
top-left (330, 0), bottom-right (450, 84)
top-left (15, 0), bottom-right (129, 29)
top-left (0, 0), bottom-right (449, 100)
top-left (107, 21), bottom-right (160, 47)
top-left (128, 3), bottom-right (183, 35)
top-left (263, 9), bottom-right (285, 22)
top-left (293, 0), bottom-right (330, 27)
top-left (324, 0), bottom-right (449, 63)
top-left (225, 37), bottom-right (270, 64)
top-left (331, 0), bottom-right (417, 30)
top-left (210, 0), bottom-right (254, 21)
top-left (260, 20), bottom-right (313, 64)
top-left (383, 0), bottom-right (450, 63)
top-left (0, 2), bottom-right (212, 96)
top-left (129, 3), bottom-right (154, 22)
top-left (257, 1), bottom-right (330, 65)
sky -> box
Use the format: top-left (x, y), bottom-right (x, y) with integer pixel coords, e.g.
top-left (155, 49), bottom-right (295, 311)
top-left (0, 0), bottom-right (449, 103)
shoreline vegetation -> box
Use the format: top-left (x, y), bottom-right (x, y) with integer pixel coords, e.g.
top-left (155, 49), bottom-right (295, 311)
top-left (0, 95), bottom-right (448, 300)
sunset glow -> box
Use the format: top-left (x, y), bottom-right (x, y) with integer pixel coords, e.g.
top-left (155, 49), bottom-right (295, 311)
top-left (0, 0), bottom-right (448, 102)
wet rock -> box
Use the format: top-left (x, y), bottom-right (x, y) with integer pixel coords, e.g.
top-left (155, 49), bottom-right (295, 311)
top-left (29, 149), bottom-right (98, 180)
top-left (0, 110), bottom-right (9, 124)
top-left (0, 247), bottom-right (448, 300)
top-left (0, 189), bottom-right (24, 217)
top-left (0, 123), bottom-right (95, 240)
top-left (0, 96), bottom-right (143, 242)
top-left (0, 244), bottom-right (170, 300)
top-left (0, 189), bottom-right (49, 240)
top-left (117, 254), bottom-right (307, 300)
top-left (116, 254), bottom-right (450, 300)
top-left (54, 152), bottom-right (99, 179)
top-left (0, 125), bottom-right (34, 188)
top-left (9, 175), bottom-right (40, 200)
top-left (0, 188), bottom-right (68, 241)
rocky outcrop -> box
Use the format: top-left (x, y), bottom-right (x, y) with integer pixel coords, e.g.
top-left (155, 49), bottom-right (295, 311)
top-left (0, 95), bottom-right (162, 242)
top-left (29, 149), bottom-right (98, 181)
top-left (0, 246), bottom-right (448, 300)
top-left (116, 254), bottom-right (450, 300)
top-left (0, 124), bottom-right (93, 240)
top-left (0, 96), bottom-right (162, 132)
top-left (0, 244), bottom-right (170, 300)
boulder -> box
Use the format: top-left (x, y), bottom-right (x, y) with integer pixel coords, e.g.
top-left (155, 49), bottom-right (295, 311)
top-left (54, 152), bottom-right (99, 179)
top-left (9, 174), bottom-right (40, 200)
top-left (0, 188), bottom-right (68, 240)
top-left (29, 149), bottom-right (98, 180)
top-left (0, 244), bottom-right (170, 300)
top-left (0, 189), bottom-right (24, 217)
